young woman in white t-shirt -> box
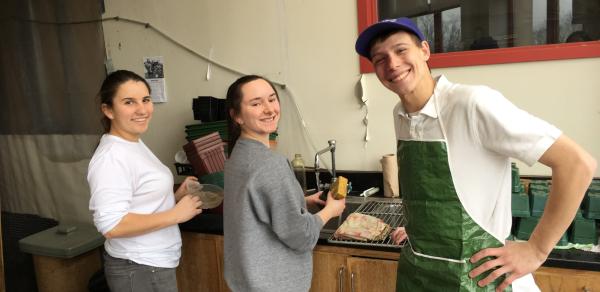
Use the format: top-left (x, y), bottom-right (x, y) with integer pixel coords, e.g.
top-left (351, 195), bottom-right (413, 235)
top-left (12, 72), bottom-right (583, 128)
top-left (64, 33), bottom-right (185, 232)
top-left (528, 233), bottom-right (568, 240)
top-left (88, 70), bottom-right (202, 292)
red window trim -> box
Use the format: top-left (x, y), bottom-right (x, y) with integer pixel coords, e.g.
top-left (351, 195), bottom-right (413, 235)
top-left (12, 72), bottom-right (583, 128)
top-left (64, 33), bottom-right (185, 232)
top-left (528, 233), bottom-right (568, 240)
top-left (357, 0), bottom-right (600, 73)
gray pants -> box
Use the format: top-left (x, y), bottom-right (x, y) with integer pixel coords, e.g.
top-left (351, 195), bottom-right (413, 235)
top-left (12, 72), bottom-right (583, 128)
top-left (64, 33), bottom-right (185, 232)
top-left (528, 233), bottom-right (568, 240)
top-left (103, 252), bottom-right (178, 292)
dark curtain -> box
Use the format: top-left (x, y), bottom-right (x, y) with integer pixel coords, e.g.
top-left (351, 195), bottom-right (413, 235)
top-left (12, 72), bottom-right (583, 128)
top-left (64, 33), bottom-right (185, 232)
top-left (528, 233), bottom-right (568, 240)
top-left (1, 0), bottom-right (107, 290)
top-left (0, 0), bottom-right (106, 134)
top-left (0, 0), bottom-right (106, 221)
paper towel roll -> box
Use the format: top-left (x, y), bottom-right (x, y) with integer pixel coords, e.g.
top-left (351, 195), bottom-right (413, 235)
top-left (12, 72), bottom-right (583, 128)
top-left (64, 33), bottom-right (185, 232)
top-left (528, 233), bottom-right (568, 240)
top-left (380, 154), bottom-right (400, 198)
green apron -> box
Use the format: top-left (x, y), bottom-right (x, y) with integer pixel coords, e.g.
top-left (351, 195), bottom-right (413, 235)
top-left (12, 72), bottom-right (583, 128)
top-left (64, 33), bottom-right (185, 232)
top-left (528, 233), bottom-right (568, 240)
top-left (395, 118), bottom-right (511, 290)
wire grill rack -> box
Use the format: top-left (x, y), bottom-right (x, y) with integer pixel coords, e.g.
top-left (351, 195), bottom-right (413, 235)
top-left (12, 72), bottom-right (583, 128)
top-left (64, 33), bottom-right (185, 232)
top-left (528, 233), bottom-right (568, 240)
top-left (328, 200), bottom-right (406, 248)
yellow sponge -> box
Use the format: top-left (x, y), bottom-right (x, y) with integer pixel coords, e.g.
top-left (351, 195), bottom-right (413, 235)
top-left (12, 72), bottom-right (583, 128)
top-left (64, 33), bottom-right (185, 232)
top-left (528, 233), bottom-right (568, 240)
top-left (330, 176), bottom-right (348, 200)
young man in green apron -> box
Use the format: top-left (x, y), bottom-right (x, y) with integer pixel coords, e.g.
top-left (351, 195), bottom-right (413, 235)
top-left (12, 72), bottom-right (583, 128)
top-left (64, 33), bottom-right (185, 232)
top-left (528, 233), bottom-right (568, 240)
top-left (355, 17), bottom-right (597, 291)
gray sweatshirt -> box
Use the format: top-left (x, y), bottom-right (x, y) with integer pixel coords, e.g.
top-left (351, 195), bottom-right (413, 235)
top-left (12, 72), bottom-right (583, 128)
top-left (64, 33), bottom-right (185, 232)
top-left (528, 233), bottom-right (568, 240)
top-left (224, 138), bottom-right (323, 292)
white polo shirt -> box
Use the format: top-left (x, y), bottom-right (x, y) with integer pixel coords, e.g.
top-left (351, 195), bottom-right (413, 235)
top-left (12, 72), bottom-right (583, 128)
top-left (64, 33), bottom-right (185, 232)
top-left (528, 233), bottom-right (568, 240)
top-left (394, 75), bottom-right (561, 291)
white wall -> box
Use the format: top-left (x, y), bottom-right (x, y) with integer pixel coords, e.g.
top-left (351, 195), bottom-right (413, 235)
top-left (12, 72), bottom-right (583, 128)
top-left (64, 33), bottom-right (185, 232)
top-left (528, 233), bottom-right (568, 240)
top-left (102, 0), bottom-right (600, 178)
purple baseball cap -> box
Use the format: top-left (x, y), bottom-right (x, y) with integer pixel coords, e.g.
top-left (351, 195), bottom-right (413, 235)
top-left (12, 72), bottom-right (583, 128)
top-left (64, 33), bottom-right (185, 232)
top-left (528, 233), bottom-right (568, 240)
top-left (355, 17), bottom-right (425, 59)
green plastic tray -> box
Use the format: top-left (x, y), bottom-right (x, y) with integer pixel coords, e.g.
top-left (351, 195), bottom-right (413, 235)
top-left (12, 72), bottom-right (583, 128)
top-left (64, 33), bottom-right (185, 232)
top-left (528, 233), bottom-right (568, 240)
top-left (511, 163), bottom-right (521, 193)
top-left (529, 190), bottom-right (547, 217)
top-left (200, 171), bottom-right (224, 188)
top-left (516, 217), bottom-right (538, 241)
top-left (529, 180), bottom-right (549, 193)
top-left (511, 184), bottom-right (530, 218)
top-left (570, 217), bottom-right (598, 245)
top-left (185, 120), bottom-right (227, 129)
top-left (515, 217), bottom-right (568, 246)
top-left (582, 189), bottom-right (600, 219)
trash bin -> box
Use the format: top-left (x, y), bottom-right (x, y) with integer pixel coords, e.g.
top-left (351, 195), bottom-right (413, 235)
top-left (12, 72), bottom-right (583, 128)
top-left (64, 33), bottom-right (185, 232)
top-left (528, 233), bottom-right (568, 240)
top-left (18, 223), bottom-right (105, 292)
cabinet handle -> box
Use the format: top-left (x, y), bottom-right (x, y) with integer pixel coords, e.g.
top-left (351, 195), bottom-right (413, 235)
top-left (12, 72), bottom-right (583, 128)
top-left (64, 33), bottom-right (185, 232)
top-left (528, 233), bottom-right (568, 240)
top-left (351, 272), bottom-right (355, 292)
top-left (338, 266), bottom-right (345, 292)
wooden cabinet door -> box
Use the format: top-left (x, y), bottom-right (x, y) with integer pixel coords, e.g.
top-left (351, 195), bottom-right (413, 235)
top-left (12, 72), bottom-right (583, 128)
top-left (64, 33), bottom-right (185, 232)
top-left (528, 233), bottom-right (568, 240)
top-left (0, 212), bottom-right (4, 292)
top-left (347, 257), bottom-right (398, 292)
top-left (177, 232), bottom-right (221, 292)
top-left (310, 251), bottom-right (349, 292)
top-left (214, 235), bottom-right (231, 292)
top-left (534, 266), bottom-right (600, 292)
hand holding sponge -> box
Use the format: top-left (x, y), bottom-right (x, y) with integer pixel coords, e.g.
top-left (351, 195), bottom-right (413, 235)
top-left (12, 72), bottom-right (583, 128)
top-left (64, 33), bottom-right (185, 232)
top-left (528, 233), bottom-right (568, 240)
top-left (330, 176), bottom-right (348, 200)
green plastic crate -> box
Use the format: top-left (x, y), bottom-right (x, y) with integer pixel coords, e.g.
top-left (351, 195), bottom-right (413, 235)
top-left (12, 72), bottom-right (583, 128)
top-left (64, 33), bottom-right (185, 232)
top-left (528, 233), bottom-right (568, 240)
top-left (185, 120), bottom-right (227, 130)
top-left (528, 180), bottom-right (549, 217)
top-left (516, 217), bottom-right (568, 246)
top-left (586, 184), bottom-right (600, 193)
top-left (511, 183), bottom-right (530, 218)
top-left (199, 171), bottom-right (224, 188)
top-left (574, 208), bottom-right (584, 220)
top-left (529, 190), bottom-right (547, 217)
top-left (582, 189), bottom-right (600, 219)
top-left (569, 217), bottom-right (598, 245)
top-left (528, 180), bottom-right (549, 192)
top-left (557, 233), bottom-right (569, 246)
top-left (511, 163), bottom-right (521, 193)
top-left (516, 217), bottom-right (538, 241)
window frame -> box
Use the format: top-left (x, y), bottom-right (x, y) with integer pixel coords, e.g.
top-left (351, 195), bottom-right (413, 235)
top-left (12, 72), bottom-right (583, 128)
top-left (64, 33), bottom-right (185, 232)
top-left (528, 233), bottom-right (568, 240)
top-left (357, 0), bottom-right (600, 72)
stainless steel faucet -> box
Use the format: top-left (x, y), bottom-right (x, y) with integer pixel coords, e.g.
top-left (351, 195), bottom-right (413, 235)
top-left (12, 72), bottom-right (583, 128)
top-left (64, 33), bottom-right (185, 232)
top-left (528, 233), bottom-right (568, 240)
top-left (314, 140), bottom-right (336, 192)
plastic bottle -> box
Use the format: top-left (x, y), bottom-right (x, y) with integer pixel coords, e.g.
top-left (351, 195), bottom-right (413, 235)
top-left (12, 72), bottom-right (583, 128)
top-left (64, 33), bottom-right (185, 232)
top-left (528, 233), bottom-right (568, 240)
top-left (291, 154), bottom-right (307, 192)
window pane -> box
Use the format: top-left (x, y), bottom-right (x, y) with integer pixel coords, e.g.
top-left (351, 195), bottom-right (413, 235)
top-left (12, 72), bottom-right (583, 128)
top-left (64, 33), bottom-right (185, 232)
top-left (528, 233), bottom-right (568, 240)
top-left (414, 14), bottom-right (435, 52)
top-left (443, 7), bottom-right (462, 52)
top-left (377, 0), bottom-right (599, 54)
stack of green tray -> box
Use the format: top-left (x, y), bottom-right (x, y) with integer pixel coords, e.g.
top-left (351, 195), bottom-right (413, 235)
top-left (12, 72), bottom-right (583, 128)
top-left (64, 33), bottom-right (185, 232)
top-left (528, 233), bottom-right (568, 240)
top-left (185, 121), bottom-right (228, 142)
top-left (511, 163), bottom-right (521, 193)
top-left (529, 180), bottom-right (549, 217)
top-left (570, 209), bottom-right (598, 244)
top-left (515, 217), bottom-right (537, 241)
top-left (512, 183), bottom-right (530, 217)
top-left (199, 171), bottom-right (224, 188)
top-left (583, 183), bottom-right (600, 219)
top-left (516, 217), bottom-right (568, 246)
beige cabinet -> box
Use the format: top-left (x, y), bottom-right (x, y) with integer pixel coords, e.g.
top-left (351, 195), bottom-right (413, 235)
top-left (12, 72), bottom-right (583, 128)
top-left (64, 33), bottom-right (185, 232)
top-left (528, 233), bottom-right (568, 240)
top-left (533, 266), bottom-right (600, 292)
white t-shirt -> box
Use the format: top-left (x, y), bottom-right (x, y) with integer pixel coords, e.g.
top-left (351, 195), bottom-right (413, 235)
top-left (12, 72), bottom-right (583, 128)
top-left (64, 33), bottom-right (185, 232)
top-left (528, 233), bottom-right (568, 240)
top-left (393, 75), bottom-right (561, 291)
top-left (88, 134), bottom-right (181, 268)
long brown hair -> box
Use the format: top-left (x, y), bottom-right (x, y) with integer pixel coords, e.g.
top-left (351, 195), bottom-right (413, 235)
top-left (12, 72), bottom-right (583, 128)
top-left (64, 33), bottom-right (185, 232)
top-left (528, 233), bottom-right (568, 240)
top-left (97, 70), bottom-right (150, 133)
top-left (225, 75), bottom-right (279, 155)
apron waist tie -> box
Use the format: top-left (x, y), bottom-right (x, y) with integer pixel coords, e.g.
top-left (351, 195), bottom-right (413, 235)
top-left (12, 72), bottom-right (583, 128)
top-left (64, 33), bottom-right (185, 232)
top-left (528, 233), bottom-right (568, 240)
top-left (407, 239), bottom-right (467, 264)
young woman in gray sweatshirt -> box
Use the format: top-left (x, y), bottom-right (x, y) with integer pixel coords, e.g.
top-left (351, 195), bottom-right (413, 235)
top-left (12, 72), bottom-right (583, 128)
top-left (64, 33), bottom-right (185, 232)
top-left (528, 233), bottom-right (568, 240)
top-left (223, 75), bottom-right (346, 292)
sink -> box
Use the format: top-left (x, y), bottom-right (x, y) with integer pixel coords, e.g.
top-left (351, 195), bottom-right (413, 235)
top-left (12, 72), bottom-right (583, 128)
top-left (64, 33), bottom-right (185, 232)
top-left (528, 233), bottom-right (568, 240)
top-left (319, 196), bottom-right (402, 233)
top-left (321, 200), bottom-right (363, 232)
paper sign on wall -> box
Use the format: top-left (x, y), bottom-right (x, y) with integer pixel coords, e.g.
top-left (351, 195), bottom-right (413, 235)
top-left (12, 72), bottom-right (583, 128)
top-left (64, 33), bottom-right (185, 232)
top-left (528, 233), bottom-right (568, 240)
top-left (143, 56), bottom-right (167, 103)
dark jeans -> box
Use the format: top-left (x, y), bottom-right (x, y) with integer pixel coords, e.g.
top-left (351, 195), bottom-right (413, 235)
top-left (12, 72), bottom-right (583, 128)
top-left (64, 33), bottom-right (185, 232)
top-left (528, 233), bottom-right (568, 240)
top-left (103, 252), bottom-right (178, 292)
